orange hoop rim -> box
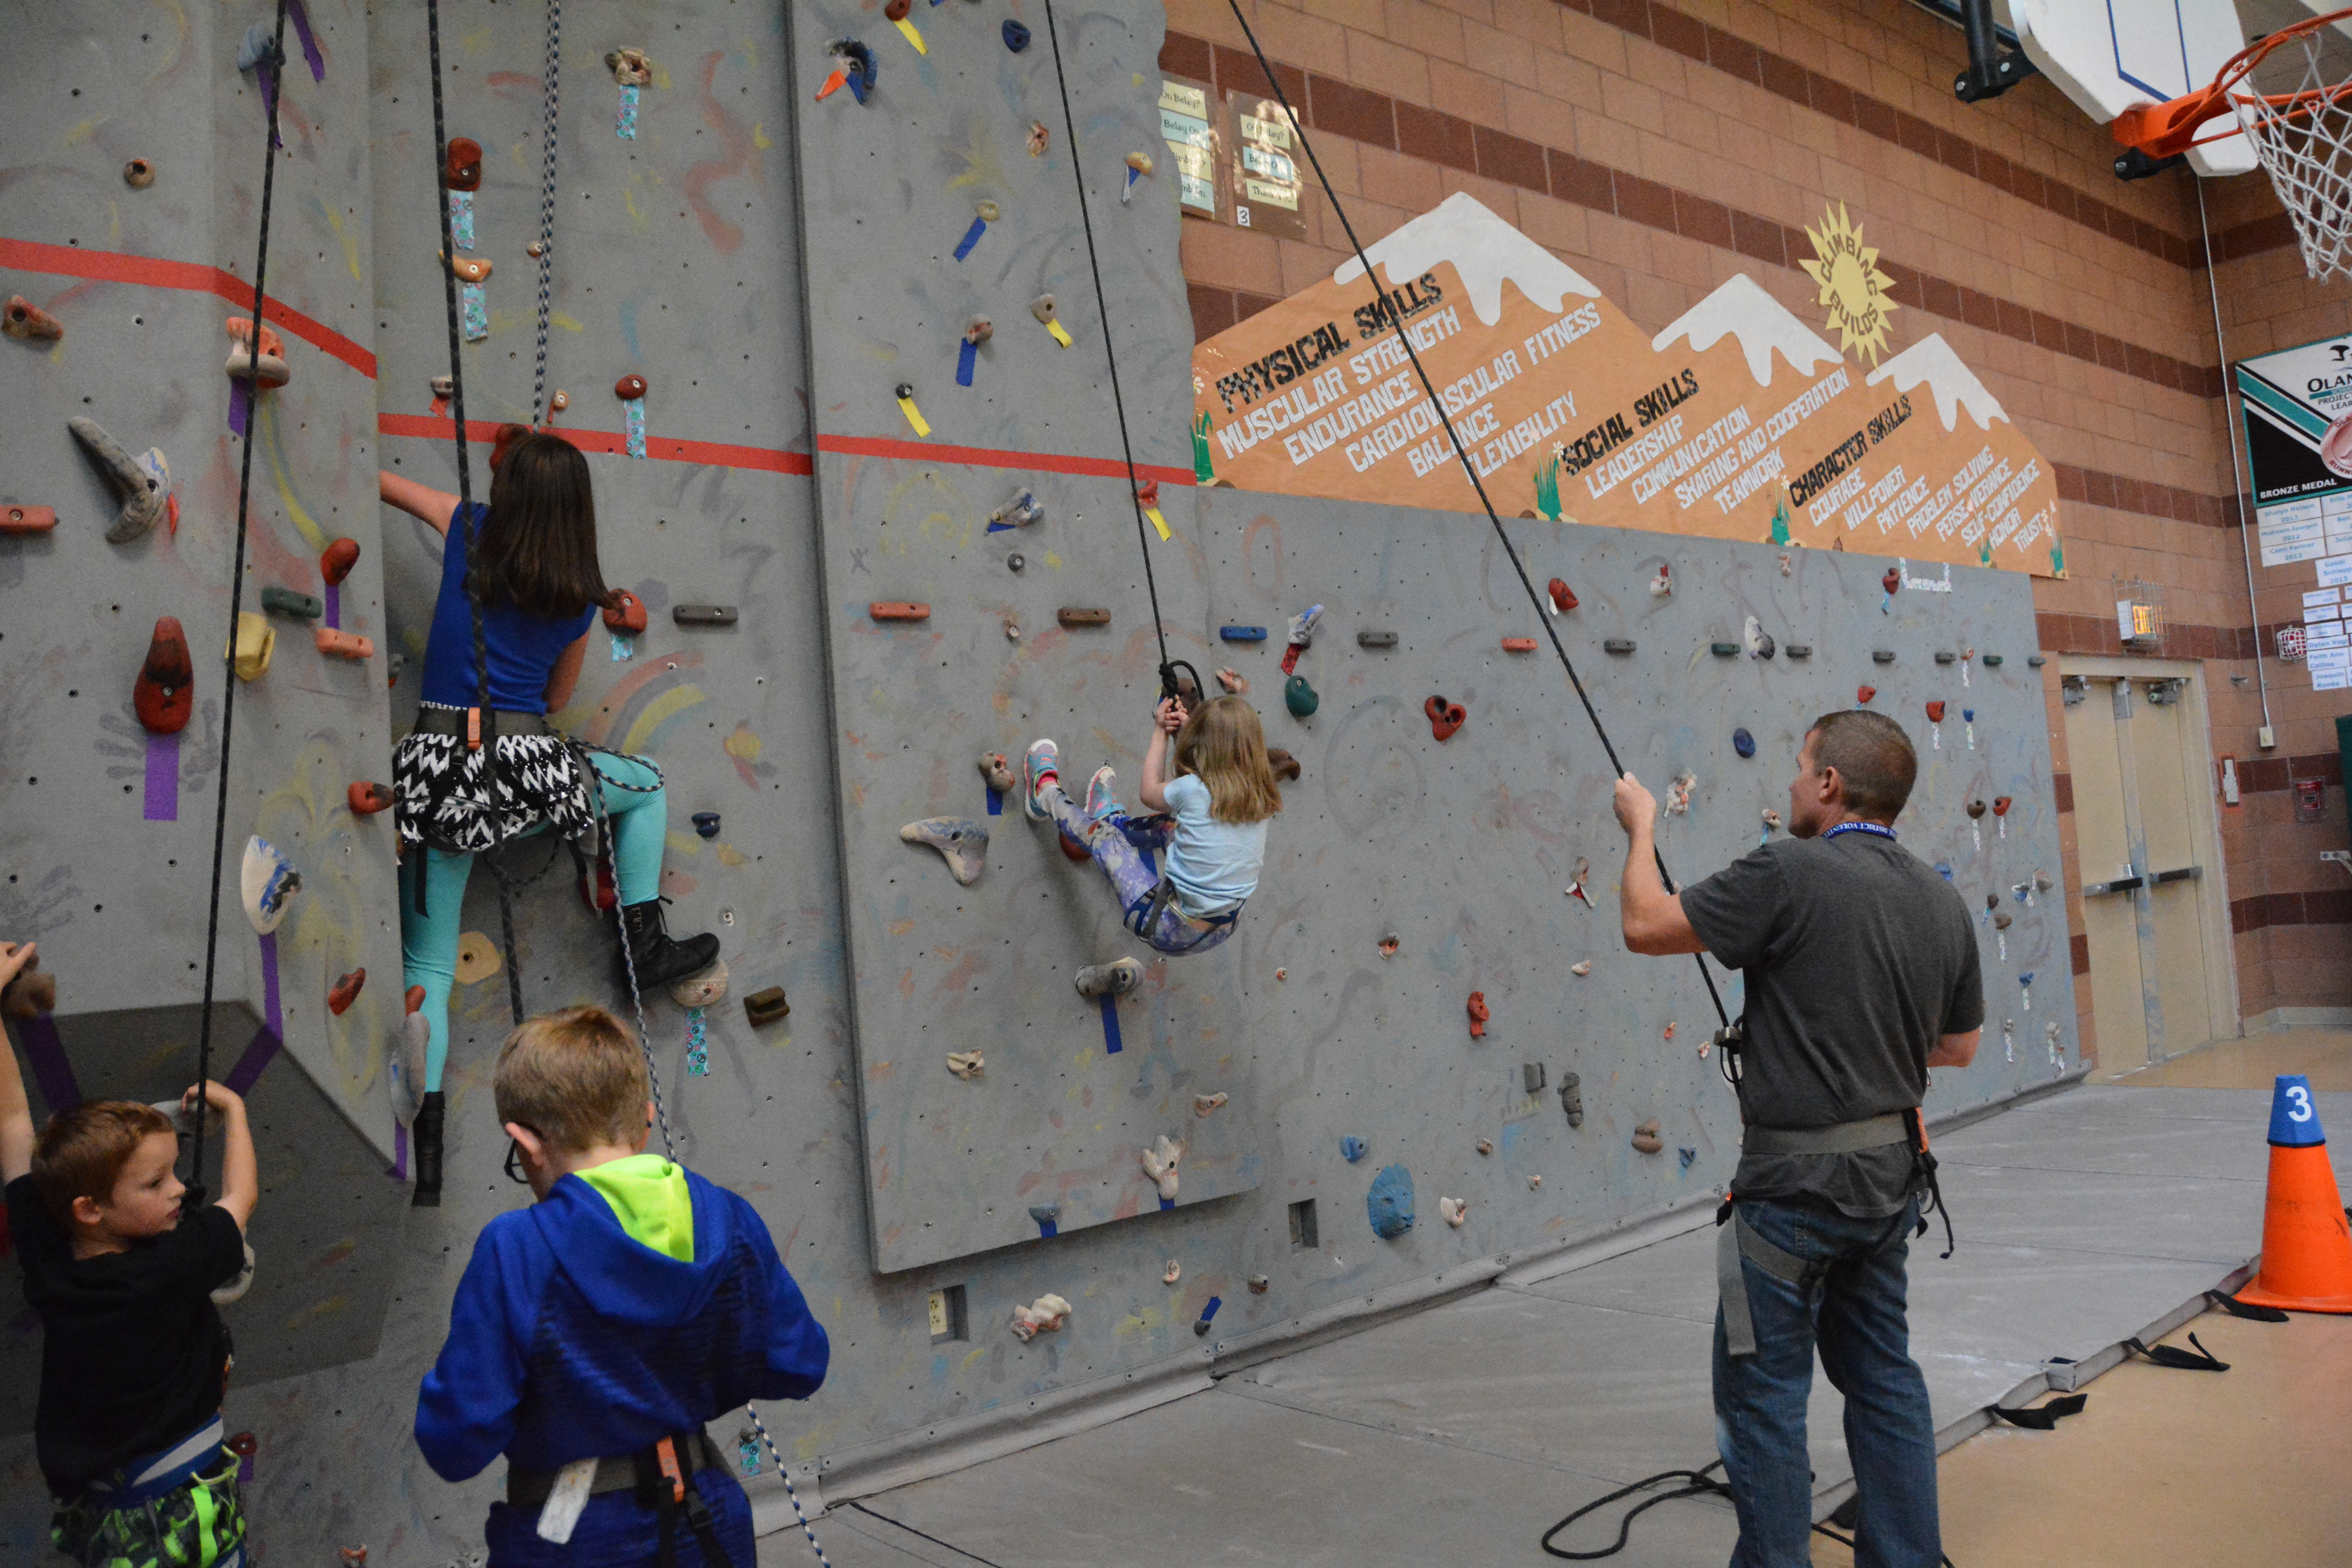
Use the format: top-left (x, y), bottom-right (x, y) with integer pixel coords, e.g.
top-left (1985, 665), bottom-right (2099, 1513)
top-left (2113, 7), bottom-right (2352, 159)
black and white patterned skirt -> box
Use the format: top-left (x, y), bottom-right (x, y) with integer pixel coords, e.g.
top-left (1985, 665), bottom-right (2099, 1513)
top-left (393, 726), bottom-right (595, 855)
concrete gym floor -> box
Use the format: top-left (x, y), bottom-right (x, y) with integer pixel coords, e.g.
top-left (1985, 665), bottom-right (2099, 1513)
top-left (761, 1056), bottom-right (2352, 1567)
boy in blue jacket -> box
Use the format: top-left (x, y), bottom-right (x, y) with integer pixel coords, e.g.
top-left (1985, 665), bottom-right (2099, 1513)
top-left (416, 1005), bottom-right (828, 1568)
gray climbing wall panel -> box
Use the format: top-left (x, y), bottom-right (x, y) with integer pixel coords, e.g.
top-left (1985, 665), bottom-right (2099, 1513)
top-left (0, 2), bottom-right (2079, 1560)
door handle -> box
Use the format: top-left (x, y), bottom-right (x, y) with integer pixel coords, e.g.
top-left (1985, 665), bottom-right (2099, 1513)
top-left (2082, 875), bottom-right (2145, 896)
top-left (2149, 866), bottom-right (2201, 885)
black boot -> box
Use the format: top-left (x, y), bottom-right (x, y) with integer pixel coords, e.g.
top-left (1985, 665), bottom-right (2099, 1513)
top-left (410, 1091), bottom-right (445, 1209)
top-left (619, 899), bottom-right (721, 990)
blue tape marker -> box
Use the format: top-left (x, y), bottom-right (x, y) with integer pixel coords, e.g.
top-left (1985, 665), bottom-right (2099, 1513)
top-left (1098, 991), bottom-right (1123, 1053)
top-left (986, 519), bottom-right (1015, 532)
top-left (985, 784), bottom-right (1002, 817)
top-left (1036, 1217), bottom-right (1057, 1238)
top-left (1160, 1195), bottom-right (1176, 1211)
top-left (1200, 1295), bottom-right (1221, 1323)
top-left (1220, 625), bottom-right (1268, 641)
top-left (957, 337), bottom-right (977, 387)
top-left (953, 215), bottom-right (988, 260)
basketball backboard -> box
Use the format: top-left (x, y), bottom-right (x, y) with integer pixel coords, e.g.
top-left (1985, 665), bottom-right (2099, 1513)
top-left (2000, 0), bottom-right (2258, 174)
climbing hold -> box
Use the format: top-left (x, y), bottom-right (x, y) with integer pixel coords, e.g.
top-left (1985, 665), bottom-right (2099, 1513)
top-left (443, 137), bottom-right (483, 191)
top-left (1994, 796), bottom-right (2013, 816)
top-left (3, 296), bottom-right (64, 342)
top-left (615, 374), bottom-right (648, 401)
top-left (224, 317), bottom-right (289, 388)
top-left (1664, 771), bottom-right (1696, 815)
top-left (1367, 1164), bottom-right (1415, 1238)
top-left (1548, 578), bottom-right (1578, 613)
top-left (1744, 616), bottom-right (1775, 659)
top-left (1663, 1021), bottom-right (1677, 1041)
top-left (67, 416), bottom-right (171, 544)
top-left (1983, 653), bottom-right (2005, 667)
top-left (1027, 120), bottom-right (1050, 156)
top-left (441, 251), bottom-right (492, 284)
top-left (1523, 1062), bottom-right (1547, 1093)
top-left (946, 1050), bottom-right (984, 1080)
top-left (1559, 1073), bottom-right (1584, 1125)
top-left (123, 158), bottom-right (155, 189)
top-left (671, 605), bottom-right (737, 627)
top-left (1649, 563), bottom-right (1673, 597)
top-left (1274, 968), bottom-right (1287, 982)
top-left (1006, 557), bottom-right (1024, 575)
top-left (1926, 700), bottom-right (1946, 722)
top-left (1501, 637), bottom-right (1537, 653)
top-left (1679, 1147), bottom-right (1698, 1170)
top-left (817, 40), bottom-right (876, 103)
top-left (328, 969), bottom-right (365, 1017)
top-left (1009, 1294), bottom-right (1072, 1341)
top-left (1710, 642), bottom-right (1739, 657)
top-left (1529, 1175), bottom-right (1544, 1190)
top-left (668, 960), bottom-right (728, 1009)
top-left (1193, 1093), bottom-right (1227, 1117)
top-left (135, 617), bottom-right (195, 735)
top-left (241, 837), bottom-right (301, 935)
top-left (1761, 808), bottom-right (1782, 832)
top-left (1056, 606), bottom-right (1111, 628)
top-left (1215, 668), bottom-right (1249, 695)
top-left (1142, 1134), bottom-right (1184, 1200)
top-left (429, 374), bottom-right (454, 400)
top-left (605, 47), bottom-right (653, 85)
top-left (347, 781), bottom-right (392, 816)
top-left (1566, 857), bottom-right (1594, 908)
top-left (1439, 1196), bottom-right (1468, 1227)
top-left (1076, 957), bottom-right (1143, 1000)
top-left (1192, 1301), bottom-right (1220, 1336)
top-left (1220, 625), bottom-right (1267, 642)
top-left (1631, 1119), bottom-right (1663, 1154)
top-left (1570, 960), bottom-right (1590, 975)
top-left (228, 613), bottom-right (274, 681)
top-left (320, 537), bottom-right (360, 587)
top-left (744, 987), bottom-right (790, 1027)
top-left (1, 504), bottom-right (55, 534)
top-left (2027, 654), bottom-right (2046, 667)
top-left (604, 592), bottom-right (648, 633)
top-left (1002, 18), bottom-right (1031, 51)
top-left (1163, 1260), bottom-right (1181, 1285)
top-left (1475, 1138), bottom-right (1494, 1156)
top-left (548, 388), bottom-right (569, 413)
top-left (314, 628), bottom-right (373, 661)
top-left (900, 817), bottom-right (989, 885)
top-left (1342, 1136), bottom-right (1368, 1162)
top-left (1856, 685), bottom-right (1876, 704)
top-left (1732, 728), bottom-right (1755, 759)
top-left (1779, 553), bottom-right (1793, 576)
top-left (1285, 604), bottom-right (1325, 655)
top-left (884, 0), bottom-right (926, 52)
top-left (1873, 649), bottom-right (1896, 664)
top-left (1032, 294), bottom-right (1071, 348)
top-left (978, 753), bottom-right (1014, 793)
top-left (1265, 746), bottom-right (1301, 782)
top-left (261, 586), bottom-right (322, 620)
top-left (989, 488), bottom-right (1042, 527)
top-left (1993, 911), bottom-right (2012, 931)
top-left (1057, 831), bottom-right (1090, 864)
top-left (1966, 799), bottom-right (1987, 819)
top-left (962, 315), bottom-right (993, 345)
top-left (1284, 675), bottom-right (1318, 717)
top-left (1357, 629), bottom-right (1398, 649)
top-left (692, 811), bottom-right (722, 839)
top-left (1466, 991), bottom-right (1489, 1038)
top-left (1378, 935), bottom-right (1401, 958)
top-left (1882, 566), bottom-right (1901, 596)
top-left (1785, 644), bottom-right (1813, 659)
top-left (1604, 638), bottom-right (1635, 654)
top-left (1935, 650), bottom-right (1957, 664)
top-left (1247, 1273), bottom-right (1269, 1294)
top-left (1425, 695), bottom-right (1466, 741)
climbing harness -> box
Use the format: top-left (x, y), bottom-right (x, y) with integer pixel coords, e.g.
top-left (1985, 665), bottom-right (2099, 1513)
top-left (530, 0), bottom-right (561, 427)
top-left (1220, 2), bottom-right (1732, 1036)
top-left (1125, 875), bottom-right (1241, 955)
top-left (188, 0), bottom-right (292, 1201)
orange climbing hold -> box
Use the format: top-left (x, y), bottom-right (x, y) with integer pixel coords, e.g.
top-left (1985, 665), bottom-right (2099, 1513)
top-left (1501, 637), bottom-right (1537, 653)
top-left (347, 781), bottom-right (393, 816)
top-left (134, 617), bottom-right (194, 735)
top-left (870, 602), bottom-right (931, 622)
top-left (443, 137), bottom-right (483, 191)
top-left (1466, 991), bottom-right (1490, 1038)
top-left (1547, 578), bottom-right (1577, 613)
top-left (2, 504), bottom-right (56, 534)
top-left (320, 537), bottom-right (361, 586)
top-left (603, 590), bottom-right (648, 633)
top-left (328, 969), bottom-right (365, 1016)
top-left (3, 295), bottom-right (64, 342)
top-left (315, 628), bottom-right (374, 661)
top-left (224, 317), bottom-right (289, 388)
top-left (1426, 695), bottom-right (1466, 742)
top-left (1857, 685), bottom-right (1876, 704)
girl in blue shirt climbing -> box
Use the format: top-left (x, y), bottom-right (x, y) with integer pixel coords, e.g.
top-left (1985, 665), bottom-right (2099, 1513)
top-left (379, 432), bottom-right (718, 1206)
top-left (1022, 694), bottom-right (1280, 963)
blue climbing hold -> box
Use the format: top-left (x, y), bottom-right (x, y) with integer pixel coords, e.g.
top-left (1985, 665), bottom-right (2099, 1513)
top-left (1027, 1203), bottom-right (1059, 1238)
top-left (1220, 625), bottom-right (1268, 642)
top-left (691, 811), bottom-right (721, 838)
top-left (1935, 862), bottom-right (1953, 881)
top-left (1962, 708), bottom-right (1976, 722)
top-left (1678, 1147), bottom-right (1697, 1170)
top-left (1341, 1135), bottom-right (1367, 1162)
top-left (1003, 18), bottom-right (1031, 51)
top-left (1367, 1163), bottom-right (1415, 1239)
top-left (1732, 727), bottom-right (1755, 759)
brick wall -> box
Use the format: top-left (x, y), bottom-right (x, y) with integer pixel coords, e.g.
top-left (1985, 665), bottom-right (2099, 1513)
top-left (1163, 0), bottom-right (2352, 1051)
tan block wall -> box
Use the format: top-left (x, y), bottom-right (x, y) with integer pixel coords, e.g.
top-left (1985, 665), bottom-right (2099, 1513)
top-left (1163, 0), bottom-right (2352, 1053)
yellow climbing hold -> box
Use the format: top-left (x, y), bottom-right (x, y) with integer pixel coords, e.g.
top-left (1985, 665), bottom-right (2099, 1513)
top-left (227, 612), bottom-right (274, 681)
top-left (454, 931), bottom-right (503, 985)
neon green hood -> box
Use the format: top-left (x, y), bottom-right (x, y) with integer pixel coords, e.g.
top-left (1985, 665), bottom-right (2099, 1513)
top-left (575, 1153), bottom-right (694, 1262)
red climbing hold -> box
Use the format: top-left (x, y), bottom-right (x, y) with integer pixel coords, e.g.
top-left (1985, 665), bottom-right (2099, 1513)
top-left (1856, 685), bottom-right (1876, 704)
top-left (1136, 478), bottom-right (1159, 509)
top-left (2, 295), bottom-right (64, 342)
top-left (488, 423), bottom-right (530, 474)
top-left (1882, 566), bottom-right (1902, 595)
top-left (1925, 701), bottom-right (1946, 723)
top-left (320, 537), bottom-right (360, 587)
top-left (134, 617), bottom-right (194, 735)
top-left (603, 590), bottom-right (648, 633)
top-left (405, 984), bottom-right (425, 1014)
top-left (1548, 578), bottom-right (1578, 613)
top-left (1466, 991), bottom-right (1490, 1038)
top-left (1, 504), bottom-right (56, 534)
top-left (615, 374), bottom-right (648, 401)
top-left (578, 852), bottom-right (617, 913)
top-left (328, 969), bottom-right (365, 1016)
top-left (1425, 695), bottom-right (1466, 742)
top-left (1993, 795), bottom-right (2013, 816)
top-left (347, 781), bottom-right (393, 816)
top-left (443, 138), bottom-right (483, 191)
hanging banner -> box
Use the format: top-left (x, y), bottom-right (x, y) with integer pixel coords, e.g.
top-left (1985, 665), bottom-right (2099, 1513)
top-left (1188, 194), bottom-right (2065, 577)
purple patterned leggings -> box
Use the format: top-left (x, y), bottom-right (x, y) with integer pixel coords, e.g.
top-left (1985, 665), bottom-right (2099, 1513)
top-left (1039, 782), bottom-right (1238, 956)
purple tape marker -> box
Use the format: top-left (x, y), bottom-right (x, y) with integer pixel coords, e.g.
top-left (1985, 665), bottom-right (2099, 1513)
top-left (259, 929), bottom-right (283, 1034)
top-left (392, 1122), bottom-right (408, 1180)
top-left (223, 1025), bottom-right (282, 1099)
top-left (323, 584), bottom-right (340, 630)
top-left (16, 1014), bottom-right (81, 1115)
top-left (1098, 991), bottom-right (1123, 1054)
top-left (287, 0), bottom-right (326, 81)
top-left (144, 731), bottom-right (180, 822)
top-left (228, 378), bottom-right (252, 437)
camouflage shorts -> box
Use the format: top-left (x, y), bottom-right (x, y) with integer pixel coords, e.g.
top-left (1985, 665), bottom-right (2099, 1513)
top-left (53, 1450), bottom-right (245, 1568)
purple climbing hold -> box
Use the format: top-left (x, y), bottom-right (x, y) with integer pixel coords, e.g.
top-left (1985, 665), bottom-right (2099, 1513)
top-left (1732, 727), bottom-right (1755, 759)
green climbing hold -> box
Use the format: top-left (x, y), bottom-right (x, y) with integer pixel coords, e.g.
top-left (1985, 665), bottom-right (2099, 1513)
top-left (1710, 642), bottom-right (1739, 657)
top-left (261, 585), bottom-right (323, 619)
top-left (1284, 673), bottom-right (1319, 717)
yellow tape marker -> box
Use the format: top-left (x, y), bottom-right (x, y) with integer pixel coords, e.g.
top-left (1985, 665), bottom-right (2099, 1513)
top-left (1046, 319), bottom-right (1073, 348)
top-left (896, 391), bottom-right (931, 437)
top-left (894, 17), bottom-right (927, 53)
top-left (1143, 503), bottom-right (1172, 541)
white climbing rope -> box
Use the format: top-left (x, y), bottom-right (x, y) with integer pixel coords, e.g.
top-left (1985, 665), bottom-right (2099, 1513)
top-left (531, 0), bottom-right (561, 425)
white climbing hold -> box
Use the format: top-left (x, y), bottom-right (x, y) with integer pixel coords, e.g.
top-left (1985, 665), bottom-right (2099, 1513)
top-left (1192, 1092), bottom-right (1228, 1117)
top-left (1439, 1196), bottom-right (1468, 1227)
top-left (900, 816), bottom-right (990, 885)
top-left (946, 1050), bottom-right (985, 1079)
top-left (1075, 957), bottom-right (1142, 999)
top-left (391, 1007), bottom-right (428, 1126)
top-left (1010, 1293), bottom-right (1072, 1341)
top-left (1475, 1138), bottom-right (1494, 1155)
top-left (1528, 1175), bottom-right (1543, 1189)
top-left (1648, 563), bottom-right (1672, 597)
top-left (668, 959), bottom-right (728, 1009)
top-left (1664, 771), bottom-right (1696, 815)
top-left (1570, 960), bottom-right (1591, 976)
top-left (211, 1239), bottom-right (258, 1306)
top-left (240, 836), bottom-right (301, 935)
top-left (1142, 1134), bottom-right (1184, 1200)
top-left (1163, 1259), bottom-right (1181, 1284)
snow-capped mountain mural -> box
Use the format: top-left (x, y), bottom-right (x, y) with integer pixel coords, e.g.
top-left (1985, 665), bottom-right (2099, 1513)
top-left (1654, 275), bottom-right (1843, 388)
top-left (1868, 334), bottom-right (2009, 432)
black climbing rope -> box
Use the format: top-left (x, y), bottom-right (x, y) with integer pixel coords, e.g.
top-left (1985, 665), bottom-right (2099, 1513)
top-left (530, 0), bottom-right (562, 426)
top-left (1222, 2), bottom-right (1731, 1032)
top-left (1540, 1458), bottom-right (1957, 1564)
top-left (1038, 0), bottom-right (1183, 704)
top-left (189, 0), bottom-right (293, 1201)
top-left (426, 0), bottom-right (526, 1027)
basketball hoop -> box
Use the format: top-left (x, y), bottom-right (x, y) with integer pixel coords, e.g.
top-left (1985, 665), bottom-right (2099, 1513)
top-left (2113, 7), bottom-right (2352, 279)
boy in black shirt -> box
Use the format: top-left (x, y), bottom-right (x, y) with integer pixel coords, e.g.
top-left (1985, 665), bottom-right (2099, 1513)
top-left (1, 938), bottom-right (261, 1568)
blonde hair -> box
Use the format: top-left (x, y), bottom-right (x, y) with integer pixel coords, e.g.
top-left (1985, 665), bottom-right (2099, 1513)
top-left (493, 1005), bottom-right (650, 1154)
top-left (1172, 695), bottom-right (1283, 824)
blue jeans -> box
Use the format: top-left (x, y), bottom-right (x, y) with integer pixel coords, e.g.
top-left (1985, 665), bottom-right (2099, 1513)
top-left (1713, 1193), bottom-right (1940, 1568)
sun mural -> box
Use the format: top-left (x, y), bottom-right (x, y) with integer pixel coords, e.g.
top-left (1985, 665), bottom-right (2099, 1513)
top-left (1799, 201), bottom-right (1897, 367)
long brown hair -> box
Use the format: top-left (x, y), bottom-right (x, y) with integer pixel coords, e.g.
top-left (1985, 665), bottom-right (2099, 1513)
top-left (472, 431), bottom-right (612, 619)
top-left (1172, 695), bottom-right (1283, 824)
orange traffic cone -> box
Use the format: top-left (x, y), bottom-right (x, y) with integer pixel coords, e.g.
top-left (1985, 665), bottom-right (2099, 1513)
top-left (2236, 1074), bottom-right (2352, 1313)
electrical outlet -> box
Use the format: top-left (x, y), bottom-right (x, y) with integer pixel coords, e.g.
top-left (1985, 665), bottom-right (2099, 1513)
top-left (2259, 724), bottom-right (2278, 749)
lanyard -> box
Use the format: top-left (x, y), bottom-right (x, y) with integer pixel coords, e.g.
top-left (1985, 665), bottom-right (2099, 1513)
top-left (1823, 821), bottom-right (1897, 842)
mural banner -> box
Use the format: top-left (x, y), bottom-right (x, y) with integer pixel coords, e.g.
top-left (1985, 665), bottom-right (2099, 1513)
top-left (1189, 194), bottom-right (2065, 577)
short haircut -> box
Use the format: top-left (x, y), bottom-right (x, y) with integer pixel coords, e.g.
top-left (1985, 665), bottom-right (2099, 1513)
top-left (1807, 708), bottom-right (1918, 820)
top-left (31, 1100), bottom-right (176, 1226)
top-left (493, 1005), bottom-right (650, 1155)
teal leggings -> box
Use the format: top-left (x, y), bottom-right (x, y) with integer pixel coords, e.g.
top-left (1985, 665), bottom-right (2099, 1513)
top-left (398, 752), bottom-right (666, 1091)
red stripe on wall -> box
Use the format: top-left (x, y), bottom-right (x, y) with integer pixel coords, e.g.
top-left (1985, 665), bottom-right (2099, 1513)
top-left (815, 432), bottom-right (1196, 486)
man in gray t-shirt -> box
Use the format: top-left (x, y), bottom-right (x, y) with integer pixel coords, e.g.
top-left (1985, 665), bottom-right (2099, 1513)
top-left (1612, 709), bottom-right (1981, 1568)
